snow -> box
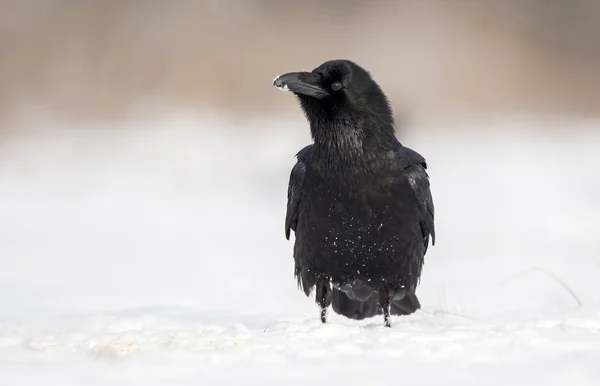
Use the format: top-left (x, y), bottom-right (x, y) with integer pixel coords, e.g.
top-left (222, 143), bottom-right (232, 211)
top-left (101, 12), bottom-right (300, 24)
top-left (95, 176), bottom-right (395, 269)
top-left (1, 112), bottom-right (599, 385)
top-left (2, 308), bottom-right (600, 385)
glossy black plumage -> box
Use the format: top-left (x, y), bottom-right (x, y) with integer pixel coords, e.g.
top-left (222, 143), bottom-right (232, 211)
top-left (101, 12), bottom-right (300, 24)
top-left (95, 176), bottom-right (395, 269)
top-left (275, 60), bottom-right (435, 327)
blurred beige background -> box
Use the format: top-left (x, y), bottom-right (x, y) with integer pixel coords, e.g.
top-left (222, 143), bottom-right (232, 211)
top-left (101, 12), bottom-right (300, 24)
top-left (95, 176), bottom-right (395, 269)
top-left (1, 0), bottom-right (599, 128)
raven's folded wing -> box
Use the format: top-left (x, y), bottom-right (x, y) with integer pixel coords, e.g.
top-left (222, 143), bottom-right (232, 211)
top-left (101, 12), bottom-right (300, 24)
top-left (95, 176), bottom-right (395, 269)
top-left (404, 162), bottom-right (436, 250)
top-left (285, 161), bottom-right (306, 240)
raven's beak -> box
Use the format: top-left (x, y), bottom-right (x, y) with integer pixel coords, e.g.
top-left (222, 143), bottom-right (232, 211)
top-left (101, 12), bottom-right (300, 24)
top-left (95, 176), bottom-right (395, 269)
top-left (273, 72), bottom-right (327, 99)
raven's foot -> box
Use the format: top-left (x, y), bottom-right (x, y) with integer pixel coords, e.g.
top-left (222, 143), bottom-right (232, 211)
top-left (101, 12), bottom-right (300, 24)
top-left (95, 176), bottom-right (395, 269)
top-left (383, 305), bottom-right (391, 327)
top-left (320, 307), bottom-right (327, 323)
top-left (379, 287), bottom-right (393, 328)
top-left (315, 278), bottom-right (332, 323)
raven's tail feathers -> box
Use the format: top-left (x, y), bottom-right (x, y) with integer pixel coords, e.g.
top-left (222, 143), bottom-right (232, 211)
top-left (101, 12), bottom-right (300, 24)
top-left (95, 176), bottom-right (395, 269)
top-left (331, 289), bottom-right (420, 320)
top-left (391, 292), bottom-right (421, 315)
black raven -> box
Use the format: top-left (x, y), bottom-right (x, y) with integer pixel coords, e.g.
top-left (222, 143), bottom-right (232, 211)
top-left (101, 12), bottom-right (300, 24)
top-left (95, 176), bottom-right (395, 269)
top-left (273, 60), bottom-right (435, 327)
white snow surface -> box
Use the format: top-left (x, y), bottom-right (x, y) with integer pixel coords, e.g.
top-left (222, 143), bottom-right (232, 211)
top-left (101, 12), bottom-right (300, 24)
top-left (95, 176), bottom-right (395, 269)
top-left (1, 111), bottom-right (599, 385)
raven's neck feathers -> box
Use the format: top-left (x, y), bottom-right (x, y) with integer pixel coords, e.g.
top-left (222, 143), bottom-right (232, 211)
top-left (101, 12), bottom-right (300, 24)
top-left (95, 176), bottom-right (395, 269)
top-left (307, 111), bottom-right (398, 166)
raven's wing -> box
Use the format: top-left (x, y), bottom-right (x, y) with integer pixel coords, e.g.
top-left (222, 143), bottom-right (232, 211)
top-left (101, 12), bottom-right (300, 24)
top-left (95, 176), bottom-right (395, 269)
top-left (404, 160), bottom-right (436, 250)
top-left (285, 161), bottom-right (306, 240)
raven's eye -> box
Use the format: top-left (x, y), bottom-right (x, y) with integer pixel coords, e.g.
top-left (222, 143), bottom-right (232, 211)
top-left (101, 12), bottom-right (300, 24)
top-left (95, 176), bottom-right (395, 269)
top-left (331, 81), bottom-right (342, 91)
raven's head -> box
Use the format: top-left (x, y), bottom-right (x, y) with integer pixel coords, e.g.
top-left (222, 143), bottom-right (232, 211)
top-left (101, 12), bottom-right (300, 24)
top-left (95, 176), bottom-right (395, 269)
top-left (273, 60), bottom-right (396, 156)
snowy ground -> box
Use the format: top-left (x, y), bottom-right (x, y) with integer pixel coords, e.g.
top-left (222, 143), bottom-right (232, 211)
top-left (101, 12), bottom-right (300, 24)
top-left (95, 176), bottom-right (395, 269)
top-left (1, 111), bottom-right (599, 385)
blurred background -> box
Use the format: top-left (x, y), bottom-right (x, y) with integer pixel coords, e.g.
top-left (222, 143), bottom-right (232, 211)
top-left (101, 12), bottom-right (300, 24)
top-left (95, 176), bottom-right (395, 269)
top-left (1, 0), bottom-right (600, 126)
top-left (0, 0), bottom-right (599, 321)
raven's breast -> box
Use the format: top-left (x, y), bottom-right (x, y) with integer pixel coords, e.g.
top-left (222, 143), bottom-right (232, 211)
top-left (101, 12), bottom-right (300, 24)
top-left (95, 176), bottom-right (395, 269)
top-left (294, 172), bottom-right (423, 287)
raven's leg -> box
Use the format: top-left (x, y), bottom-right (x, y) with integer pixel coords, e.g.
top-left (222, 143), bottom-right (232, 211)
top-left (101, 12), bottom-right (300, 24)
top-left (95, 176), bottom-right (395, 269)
top-left (315, 278), bottom-right (332, 323)
top-left (379, 287), bottom-right (393, 327)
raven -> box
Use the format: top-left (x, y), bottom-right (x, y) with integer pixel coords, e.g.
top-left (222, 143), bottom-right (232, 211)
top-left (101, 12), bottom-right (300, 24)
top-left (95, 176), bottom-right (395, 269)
top-left (273, 60), bottom-right (435, 327)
